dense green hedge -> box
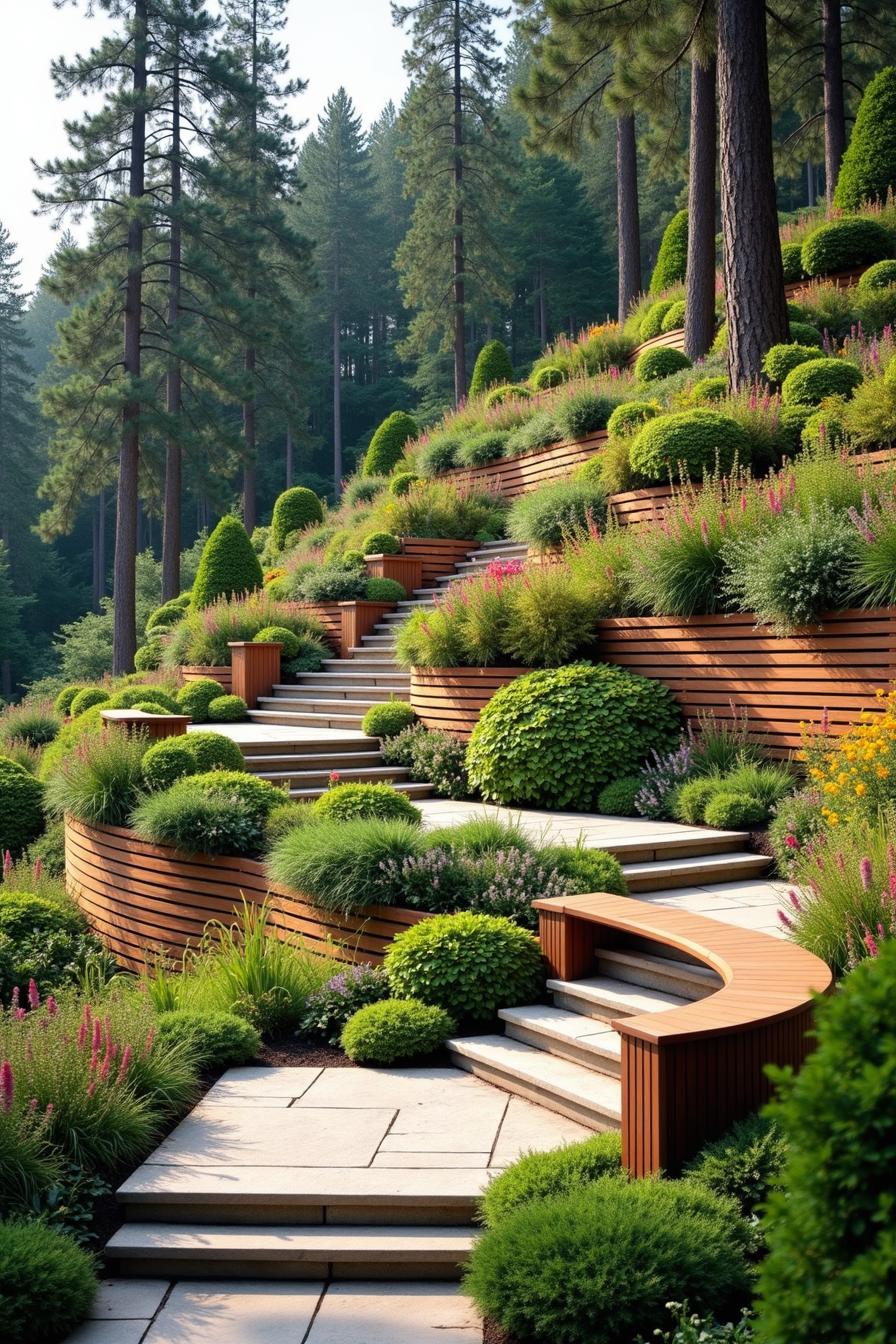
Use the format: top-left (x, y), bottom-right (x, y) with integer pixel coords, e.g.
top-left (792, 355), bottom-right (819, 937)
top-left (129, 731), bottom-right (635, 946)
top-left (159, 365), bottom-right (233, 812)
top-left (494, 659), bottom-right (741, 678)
top-left (0, 1218), bottom-right (98, 1344)
top-left (650, 209), bottom-right (688, 292)
top-left (362, 411), bottom-right (419, 476)
top-left (271, 488), bottom-right (324, 549)
top-left (833, 66), bottom-right (896, 209)
top-left (192, 516), bottom-right (264, 608)
top-left (629, 409), bottom-right (751, 483)
top-left (0, 758), bottom-right (45, 858)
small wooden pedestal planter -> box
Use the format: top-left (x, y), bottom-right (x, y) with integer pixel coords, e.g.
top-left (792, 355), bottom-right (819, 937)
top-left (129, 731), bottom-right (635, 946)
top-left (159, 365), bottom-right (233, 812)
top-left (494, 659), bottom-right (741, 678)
top-left (285, 601), bottom-right (397, 659)
top-left (101, 710), bottom-right (191, 741)
top-left (365, 552), bottom-right (424, 595)
top-left (410, 666), bottom-right (530, 738)
top-left (181, 666), bottom-right (232, 692)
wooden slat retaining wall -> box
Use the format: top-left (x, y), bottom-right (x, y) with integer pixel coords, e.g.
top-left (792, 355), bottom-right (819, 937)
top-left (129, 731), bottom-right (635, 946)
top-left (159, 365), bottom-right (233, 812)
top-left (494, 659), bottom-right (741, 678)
top-left (400, 538), bottom-right (477, 587)
top-left (181, 667), bottom-right (232, 692)
top-left (434, 433), bottom-right (608, 502)
top-left (625, 329), bottom-right (687, 363)
top-left (409, 666), bottom-right (529, 738)
top-left (64, 817), bottom-right (427, 972)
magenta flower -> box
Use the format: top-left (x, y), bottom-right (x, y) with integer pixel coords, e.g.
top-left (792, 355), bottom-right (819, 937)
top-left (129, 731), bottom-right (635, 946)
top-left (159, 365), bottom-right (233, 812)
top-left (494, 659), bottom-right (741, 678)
top-left (777, 910), bottom-right (793, 931)
top-left (0, 1061), bottom-right (13, 1112)
top-left (27, 980), bottom-right (39, 1010)
top-left (46, 995), bottom-right (58, 1018)
top-left (863, 929), bottom-right (880, 958)
top-left (785, 834), bottom-right (798, 850)
top-left (2, 850), bottom-right (11, 880)
top-left (860, 857), bottom-right (873, 892)
top-left (788, 889), bottom-right (803, 911)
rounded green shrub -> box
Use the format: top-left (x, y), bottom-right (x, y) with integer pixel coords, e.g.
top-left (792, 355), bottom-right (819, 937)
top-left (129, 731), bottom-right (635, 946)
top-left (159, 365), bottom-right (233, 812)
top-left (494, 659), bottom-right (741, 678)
top-left (465, 1176), bottom-right (751, 1344)
top-left (685, 1112), bottom-right (787, 1227)
top-left (0, 759), bottom-right (45, 858)
top-left (176, 678), bottom-right (225, 723)
top-left (469, 340), bottom-right (514, 398)
top-left (691, 375), bottom-right (729, 403)
top-left (801, 404), bottom-right (849, 453)
top-left (629, 409), bottom-right (751, 483)
top-left (703, 791), bottom-right (768, 830)
top-left (596, 776), bottom-right (642, 816)
top-left (634, 346), bottom-right (692, 383)
top-left (467, 663), bottom-right (681, 811)
top-left (364, 577), bottom-right (407, 603)
top-left (186, 730), bottom-right (245, 773)
top-left (607, 401), bottom-right (658, 438)
top-left (456, 429), bottom-right (509, 467)
top-left (362, 411), bottom-right (419, 477)
top-left (105, 686), bottom-right (179, 712)
top-left (0, 893), bottom-right (83, 942)
top-left (156, 1009), bottom-right (261, 1069)
top-left (53, 685), bottom-right (86, 716)
top-left (343, 475), bottom-right (388, 509)
top-left (207, 694), bottom-right (248, 722)
top-left (271, 487), bottom-right (324, 550)
top-left (781, 356), bottom-right (863, 405)
top-left (146, 598), bottom-right (190, 635)
top-left (506, 479), bottom-right (607, 549)
top-left (859, 258), bottom-right (896, 289)
top-left (0, 1218), bottom-right (98, 1344)
top-left (362, 531), bottom-right (401, 556)
top-left (481, 1133), bottom-right (622, 1227)
top-left (530, 364), bottom-right (565, 391)
top-left (674, 776), bottom-right (721, 825)
top-left (536, 844), bottom-right (627, 896)
top-left (650, 209), bottom-right (689, 292)
top-left (660, 299), bottom-right (686, 332)
top-left (800, 215), bottom-right (892, 276)
top-left (484, 383), bottom-right (531, 409)
top-left (389, 471), bottom-right (420, 496)
top-left (134, 642), bottom-right (162, 673)
top-left (311, 783), bottom-right (422, 825)
top-left (762, 343), bottom-right (825, 385)
top-left (833, 66), bottom-right (896, 209)
top-left (191, 515), bottom-right (264, 608)
top-left (639, 300), bottom-right (675, 341)
top-left (131, 700), bottom-right (167, 714)
top-left (781, 241), bottom-right (806, 283)
top-left (69, 687), bottom-right (110, 717)
top-left (385, 911), bottom-right (544, 1025)
top-left (340, 998), bottom-right (456, 1064)
top-left (788, 321), bottom-right (824, 348)
top-left (253, 625), bottom-right (302, 660)
top-left (265, 800), bottom-right (317, 843)
top-left (141, 738), bottom-right (198, 791)
top-left (362, 701), bottom-right (417, 739)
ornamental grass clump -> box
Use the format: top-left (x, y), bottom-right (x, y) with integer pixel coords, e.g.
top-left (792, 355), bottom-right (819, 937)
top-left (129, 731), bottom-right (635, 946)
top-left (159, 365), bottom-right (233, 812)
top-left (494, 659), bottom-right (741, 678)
top-left (129, 770), bottom-right (281, 858)
top-left (0, 700), bottom-right (61, 750)
top-left (267, 817), bottom-right (425, 914)
top-left (506, 479), bottom-right (608, 550)
top-left (43, 729), bottom-right (147, 828)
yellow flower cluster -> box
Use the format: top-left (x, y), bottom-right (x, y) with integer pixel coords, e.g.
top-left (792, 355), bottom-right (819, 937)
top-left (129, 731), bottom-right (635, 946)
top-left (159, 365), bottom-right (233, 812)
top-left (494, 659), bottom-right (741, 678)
top-left (802, 687), bottom-right (896, 827)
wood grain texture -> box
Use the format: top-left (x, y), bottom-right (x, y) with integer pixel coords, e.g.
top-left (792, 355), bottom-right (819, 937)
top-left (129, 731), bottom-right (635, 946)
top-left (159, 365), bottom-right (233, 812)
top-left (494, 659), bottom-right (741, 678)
top-left (229, 641), bottom-right (281, 709)
top-left (365, 553), bottom-right (424, 595)
top-left (101, 710), bottom-right (190, 742)
top-left (399, 538), bottom-right (476, 588)
top-left (181, 667), bottom-right (232, 692)
top-left (409, 666), bottom-right (530, 738)
top-left (432, 435), bottom-right (608, 502)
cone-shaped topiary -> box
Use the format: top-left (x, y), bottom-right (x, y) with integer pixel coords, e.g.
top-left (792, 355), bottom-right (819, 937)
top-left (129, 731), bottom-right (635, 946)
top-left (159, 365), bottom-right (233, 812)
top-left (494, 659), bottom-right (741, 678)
top-left (650, 209), bottom-right (688, 292)
top-left (469, 340), bottom-right (514, 399)
top-left (270, 487), bottom-right (324, 550)
top-left (191, 516), bottom-right (263, 608)
top-left (362, 411), bottom-right (419, 477)
top-left (833, 66), bottom-right (896, 209)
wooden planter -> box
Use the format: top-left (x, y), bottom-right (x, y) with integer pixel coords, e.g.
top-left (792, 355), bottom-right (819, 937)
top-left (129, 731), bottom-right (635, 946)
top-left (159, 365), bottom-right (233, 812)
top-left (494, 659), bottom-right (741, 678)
top-left (180, 666), bottom-right (232, 692)
top-left (365, 552), bottom-right (423, 596)
top-left (783, 265), bottom-right (866, 299)
top-left (285, 602), bottom-right (343, 653)
top-left (64, 817), bottom-right (429, 973)
top-left (229, 641), bottom-right (282, 709)
top-left (625, 329), bottom-right (686, 364)
top-left (433, 434), bottom-right (607, 503)
top-left (399, 538), bottom-right (477, 588)
top-left (101, 710), bottom-right (190, 741)
top-left (410, 665), bottom-right (531, 739)
top-left (595, 607), bottom-right (896, 756)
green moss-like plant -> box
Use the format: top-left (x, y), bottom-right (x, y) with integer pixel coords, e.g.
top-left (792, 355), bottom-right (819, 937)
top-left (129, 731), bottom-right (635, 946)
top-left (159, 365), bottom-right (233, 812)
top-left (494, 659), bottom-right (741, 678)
top-left (650, 209), bottom-right (689, 292)
top-left (661, 299), bottom-right (687, 332)
top-left (311, 782), bottom-right (422, 825)
top-left (270, 487), bottom-right (324, 551)
top-left (607, 401), bottom-right (658, 438)
top-left (207, 694), bottom-right (248, 722)
top-left (629, 409), bottom-right (751, 483)
top-left (340, 998), bottom-right (455, 1064)
top-left (191, 516), bottom-right (264, 608)
top-left (69, 687), bottom-right (110, 717)
top-left (781, 357), bottom-right (863, 405)
top-left (480, 1133), bottom-right (622, 1227)
top-left (634, 346), bottom-right (692, 383)
top-left (0, 1218), bottom-right (98, 1344)
top-left (362, 411), bottom-right (419, 477)
top-left (781, 241), bottom-right (806, 283)
top-left (469, 340), bottom-right (514, 398)
top-left (176, 677), bottom-right (226, 723)
top-left (362, 701), bottom-right (417, 739)
top-left (762, 343), bottom-right (825, 385)
top-left (800, 215), bottom-right (892, 276)
top-left (833, 66), bottom-right (896, 209)
top-left (0, 758), bottom-right (45, 858)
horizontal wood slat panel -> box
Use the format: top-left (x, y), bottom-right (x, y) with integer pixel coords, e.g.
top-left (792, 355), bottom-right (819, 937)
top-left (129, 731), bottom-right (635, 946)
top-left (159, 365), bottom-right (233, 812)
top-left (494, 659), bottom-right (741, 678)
top-left (181, 667), bottom-right (232, 692)
top-left (410, 667), bottom-right (529, 739)
top-left (431, 434), bottom-right (608, 502)
top-left (625, 329), bottom-right (686, 363)
top-left (783, 265), bottom-right (865, 298)
top-left (399, 538), bottom-right (477, 587)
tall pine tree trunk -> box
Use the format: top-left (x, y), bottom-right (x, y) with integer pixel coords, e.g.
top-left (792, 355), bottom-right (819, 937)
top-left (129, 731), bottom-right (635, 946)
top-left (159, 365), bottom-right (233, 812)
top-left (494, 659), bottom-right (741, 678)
top-left (616, 114), bottom-right (642, 322)
top-left (717, 0), bottom-right (788, 387)
top-left (162, 35), bottom-right (182, 603)
top-left (822, 0), bottom-right (846, 205)
top-left (242, 0), bottom-right (259, 534)
top-left (684, 56), bottom-right (717, 360)
top-left (113, 0), bottom-right (147, 674)
top-left (333, 306), bottom-right (342, 492)
top-left (285, 424), bottom-right (293, 489)
top-left (452, 0), bottom-right (466, 404)
top-left (806, 159), bottom-right (817, 206)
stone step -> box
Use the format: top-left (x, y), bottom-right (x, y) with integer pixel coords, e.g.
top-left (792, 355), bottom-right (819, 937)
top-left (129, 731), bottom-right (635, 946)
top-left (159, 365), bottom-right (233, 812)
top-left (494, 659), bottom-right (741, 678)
top-left (282, 673), bottom-right (410, 688)
top-left (547, 975), bottom-right (690, 1023)
top-left (595, 948), bottom-right (723, 1001)
top-left (247, 709), bottom-right (368, 730)
top-left (244, 751), bottom-right (385, 771)
top-left (621, 850), bottom-right (770, 892)
top-left (359, 635), bottom-right (398, 647)
top-left (236, 737), bottom-right (375, 759)
top-left (447, 1035), bottom-right (621, 1130)
top-left (117, 1166), bottom-right (489, 1226)
top-left (289, 781), bottom-right (434, 801)
top-left (266, 686), bottom-right (401, 704)
top-left (346, 647), bottom-right (397, 660)
top-left (106, 1222), bottom-right (475, 1280)
top-left (498, 1005), bottom-right (622, 1075)
top-left (256, 765), bottom-right (413, 789)
top-left (258, 696), bottom-right (383, 713)
top-left (594, 829), bottom-right (751, 864)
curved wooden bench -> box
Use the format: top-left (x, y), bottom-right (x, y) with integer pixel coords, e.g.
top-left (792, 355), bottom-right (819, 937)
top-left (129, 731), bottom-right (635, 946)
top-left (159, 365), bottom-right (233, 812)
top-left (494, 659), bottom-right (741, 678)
top-left (534, 891), bottom-right (833, 1175)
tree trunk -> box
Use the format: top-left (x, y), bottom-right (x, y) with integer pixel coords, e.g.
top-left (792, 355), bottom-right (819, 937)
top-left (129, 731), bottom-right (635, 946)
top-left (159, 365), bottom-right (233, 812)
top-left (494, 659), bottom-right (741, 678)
top-left (242, 0), bottom-right (259, 534)
top-left (822, 0), bottom-right (846, 205)
top-left (333, 306), bottom-right (342, 493)
top-left (806, 159), bottom-right (817, 207)
top-left (162, 34), bottom-right (182, 602)
top-left (113, 0), bottom-right (147, 675)
top-left (452, 0), bottom-right (466, 404)
top-left (717, 0), bottom-right (788, 387)
top-left (97, 487), bottom-right (106, 604)
top-left (285, 424), bottom-right (293, 489)
top-left (616, 114), bottom-right (642, 322)
top-left (685, 57), bottom-right (718, 360)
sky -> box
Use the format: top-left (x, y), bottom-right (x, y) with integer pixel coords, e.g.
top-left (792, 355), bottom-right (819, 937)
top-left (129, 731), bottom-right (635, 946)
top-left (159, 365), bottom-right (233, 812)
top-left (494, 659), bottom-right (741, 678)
top-left (1, 0), bottom-right (507, 290)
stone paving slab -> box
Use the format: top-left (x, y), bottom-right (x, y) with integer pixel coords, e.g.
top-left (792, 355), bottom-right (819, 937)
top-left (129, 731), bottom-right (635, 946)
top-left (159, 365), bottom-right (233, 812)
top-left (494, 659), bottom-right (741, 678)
top-left (89, 1280), bottom-right (169, 1320)
top-left (144, 1282), bottom-right (323, 1343)
top-left (304, 1281), bottom-right (481, 1344)
top-left (144, 1105), bottom-right (396, 1168)
top-left (371, 1151), bottom-right (493, 1169)
top-left (67, 1323), bottom-right (149, 1344)
top-left (201, 1066), bottom-right (323, 1101)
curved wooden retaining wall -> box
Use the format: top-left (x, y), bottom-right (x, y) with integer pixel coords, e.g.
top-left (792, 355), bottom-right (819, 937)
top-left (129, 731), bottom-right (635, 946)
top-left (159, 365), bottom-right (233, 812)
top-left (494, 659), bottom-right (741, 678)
top-left (409, 666), bottom-right (530, 738)
top-left (64, 818), bottom-right (427, 972)
top-left (435, 432), bottom-right (608, 502)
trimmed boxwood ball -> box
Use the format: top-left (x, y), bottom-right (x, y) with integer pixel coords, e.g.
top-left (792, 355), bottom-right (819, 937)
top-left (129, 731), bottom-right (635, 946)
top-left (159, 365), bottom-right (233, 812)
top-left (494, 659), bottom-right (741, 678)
top-left (691, 375), bottom-right (729, 403)
top-left (105, 686), bottom-right (180, 712)
top-left (530, 364), bottom-right (565, 391)
top-left (0, 1217), bottom-right (98, 1344)
top-left (629, 409), bottom-right (751, 484)
top-left (389, 471), bottom-right (420, 496)
top-left (253, 625), bottom-right (302, 660)
top-left (800, 215), bottom-right (892, 277)
top-left (142, 738), bottom-right (198, 791)
top-left (607, 400), bottom-right (658, 438)
top-left (781, 241), bottom-right (806, 283)
top-left (464, 1176), bottom-right (752, 1344)
top-left (134, 642), bottom-right (162, 672)
top-left (484, 383), bottom-right (531, 409)
top-left (176, 677), bottom-right (226, 723)
top-left (146, 597), bottom-right (190, 634)
top-left (536, 845), bottom-right (627, 896)
top-left (703, 791), bottom-right (768, 830)
top-left (859, 258), bottom-right (896, 290)
top-left (467, 663), bottom-right (681, 811)
top-left (480, 1133), bottom-right (622, 1227)
top-left (69, 687), bottom-right (110, 717)
top-left (762, 342), bottom-right (825, 385)
top-left (362, 701), bottom-right (417, 739)
top-left (787, 320), bottom-right (823, 347)
top-left (781, 357), bottom-right (862, 406)
top-left (385, 911), bottom-right (544, 1025)
top-left (192, 515), bottom-right (264, 608)
top-left (340, 998), bottom-right (456, 1064)
top-left (638, 299), bottom-right (675, 341)
top-left (186, 730), bottom-right (246, 773)
top-left (0, 758), bottom-right (45, 858)
top-left (634, 346), bottom-right (692, 383)
top-left (271, 486), bottom-right (324, 550)
top-left (469, 339), bottom-right (514, 398)
top-left (596, 776), bottom-right (642, 816)
top-left (53, 685), bottom-right (87, 715)
top-left (131, 700), bottom-right (167, 714)
top-left (312, 782), bottom-right (422, 825)
top-left (207, 694), bottom-right (248, 722)
top-left (650, 208), bottom-right (688, 292)
top-left (157, 1009), bottom-right (260, 1069)
top-left (362, 411), bottom-right (419, 477)
top-left (833, 65), bottom-right (896, 209)
top-left (660, 299), bottom-right (686, 332)
top-left (674, 776), bottom-right (720, 825)
top-left (362, 531), bottom-right (401, 556)
top-left (365, 577), bottom-right (408, 603)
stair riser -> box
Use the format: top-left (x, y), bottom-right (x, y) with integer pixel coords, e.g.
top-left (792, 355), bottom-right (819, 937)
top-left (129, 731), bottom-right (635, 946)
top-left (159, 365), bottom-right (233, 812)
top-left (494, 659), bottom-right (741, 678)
top-left (258, 769), bottom-right (410, 789)
top-left (267, 688), bottom-right (400, 704)
top-left (448, 1052), bottom-right (619, 1130)
top-left (121, 1201), bottom-right (477, 1227)
top-left (108, 1255), bottom-right (466, 1281)
top-left (503, 1024), bottom-right (621, 1077)
top-left (549, 990), bottom-right (630, 1024)
top-left (594, 959), bottom-right (715, 1002)
top-left (248, 714), bottom-right (366, 730)
top-left (244, 755), bottom-right (383, 771)
top-left (624, 858), bottom-right (769, 893)
top-left (291, 676), bottom-right (410, 689)
top-left (347, 649), bottom-right (397, 660)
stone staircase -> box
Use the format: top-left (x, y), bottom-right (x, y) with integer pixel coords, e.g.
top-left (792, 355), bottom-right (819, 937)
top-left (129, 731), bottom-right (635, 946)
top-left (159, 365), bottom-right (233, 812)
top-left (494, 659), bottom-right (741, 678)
top-left (239, 539), bottom-right (529, 800)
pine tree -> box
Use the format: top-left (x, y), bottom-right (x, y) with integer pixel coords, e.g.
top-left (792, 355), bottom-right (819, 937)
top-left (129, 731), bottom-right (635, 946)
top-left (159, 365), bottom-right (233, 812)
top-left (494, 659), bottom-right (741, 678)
top-left (0, 226), bottom-right (38, 557)
top-left (0, 542), bottom-right (33, 698)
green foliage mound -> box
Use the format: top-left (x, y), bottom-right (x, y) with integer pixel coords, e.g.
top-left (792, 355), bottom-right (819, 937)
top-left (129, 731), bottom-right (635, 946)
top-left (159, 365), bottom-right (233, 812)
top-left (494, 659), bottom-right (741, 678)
top-left (639, 299), bottom-right (675, 340)
top-left (467, 663), bottom-right (681, 810)
top-left (271, 487), bottom-right (324, 550)
top-left (252, 625), bottom-right (302, 660)
top-left (781, 241), bottom-right (806, 282)
top-left (465, 1176), bottom-right (751, 1344)
top-left (596, 776), bottom-right (642, 816)
top-left (192, 516), bottom-right (264, 608)
top-left (530, 364), bottom-right (564, 391)
top-left (53, 685), bottom-right (86, 716)
top-left (507, 479), bottom-right (607, 549)
top-left (385, 911), bottom-right (543, 1025)
top-left (267, 818), bottom-right (423, 914)
top-left (0, 893), bottom-right (82, 942)
top-left (536, 844), bottom-right (627, 896)
top-left (176, 677), bottom-right (225, 723)
top-left (607, 401), bottom-right (658, 437)
top-left (186, 731), bottom-right (245, 773)
top-left (650, 209), bottom-right (689, 292)
top-left (0, 1218), bottom-right (98, 1344)
top-left (859, 258), bottom-right (896, 289)
top-left (311, 783), bottom-right (422, 825)
top-left (105, 686), bottom-right (179, 712)
top-left (480, 1133), bottom-right (622, 1227)
top-left (691, 375), bottom-right (729, 403)
top-left (389, 471), bottom-right (420, 496)
top-left (207, 694), bottom-right (248, 722)
top-left (340, 998), bottom-right (456, 1064)
top-left (130, 770), bottom-right (280, 858)
top-left (146, 596), bottom-right (190, 635)
top-left (69, 687), bottom-right (110, 717)
top-left (800, 215), bottom-right (892, 276)
top-left (634, 346), bottom-right (692, 383)
top-left (761, 343), bottom-right (825, 385)
top-left (703, 791), bottom-right (768, 830)
top-left (661, 299), bottom-right (687, 332)
top-left (141, 738), bottom-right (197, 791)
top-left (685, 1112), bottom-right (787, 1226)
top-left (364, 577), bottom-right (407, 603)
top-left (484, 383), bottom-right (531, 409)
top-left (0, 757), bottom-right (45, 857)
top-left (362, 411), bottom-right (419, 476)
top-left (757, 939), bottom-right (896, 1344)
top-left (629, 410), bottom-right (751, 484)
top-left (781, 357), bottom-right (863, 405)
top-left (787, 321), bottom-right (823, 347)
top-left (469, 339), bottom-right (514, 398)
top-left (833, 66), bottom-right (896, 209)
top-left (156, 1009), bottom-right (260, 1070)
top-left (134, 643), bottom-right (162, 673)
top-left (362, 701), bottom-right (417, 739)
top-left (362, 531), bottom-right (401, 555)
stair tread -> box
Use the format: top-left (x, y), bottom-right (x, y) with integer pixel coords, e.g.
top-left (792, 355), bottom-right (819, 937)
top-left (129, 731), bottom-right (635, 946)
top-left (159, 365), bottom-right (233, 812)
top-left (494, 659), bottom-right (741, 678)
top-left (621, 850), bottom-right (770, 878)
top-left (118, 1166), bottom-right (489, 1206)
top-left (597, 948), bottom-right (723, 988)
top-left (277, 674), bottom-right (409, 683)
top-left (547, 974), bottom-right (690, 1015)
top-left (108, 1223), bottom-right (475, 1259)
top-left (499, 1005), bottom-right (622, 1058)
top-left (448, 1035), bottom-right (621, 1119)
top-left (244, 753), bottom-right (384, 765)
top-left (289, 782), bottom-right (432, 799)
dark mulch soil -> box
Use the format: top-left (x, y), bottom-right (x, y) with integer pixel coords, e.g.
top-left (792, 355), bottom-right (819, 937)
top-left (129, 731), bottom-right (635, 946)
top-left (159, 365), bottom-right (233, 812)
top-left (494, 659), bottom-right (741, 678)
top-left (483, 1321), bottom-right (516, 1344)
top-left (255, 1036), bottom-right (359, 1068)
